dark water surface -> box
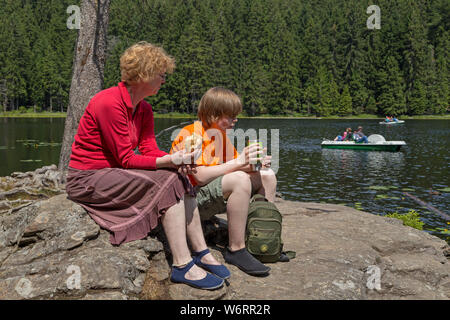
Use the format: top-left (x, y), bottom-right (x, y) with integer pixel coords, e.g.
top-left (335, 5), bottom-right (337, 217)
top-left (1, 117), bottom-right (449, 242)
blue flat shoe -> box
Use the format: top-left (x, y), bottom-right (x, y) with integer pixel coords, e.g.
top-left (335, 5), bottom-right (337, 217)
top-left (170, 259), bottom-right (224, 290)
top-left (193, 248), bottom-right (231, 279)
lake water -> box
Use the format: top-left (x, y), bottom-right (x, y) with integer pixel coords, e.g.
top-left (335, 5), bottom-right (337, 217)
top-left (1, 117), bottom-right (449, 242)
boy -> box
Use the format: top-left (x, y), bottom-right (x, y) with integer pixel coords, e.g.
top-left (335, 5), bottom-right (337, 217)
top-left (171, 87), bottom-right (277, 276)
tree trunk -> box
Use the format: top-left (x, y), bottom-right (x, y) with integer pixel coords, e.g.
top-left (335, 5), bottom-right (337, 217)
top-left (0, 79), bottom-right (6, 113)
top-left (58, 0), bottom-right (111, 177)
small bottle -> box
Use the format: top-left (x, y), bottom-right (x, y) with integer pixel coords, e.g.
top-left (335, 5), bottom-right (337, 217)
top-left (247, 140), bottom-right (263, 171)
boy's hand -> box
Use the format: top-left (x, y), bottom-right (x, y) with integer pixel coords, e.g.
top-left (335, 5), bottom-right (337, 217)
top-left (169, 149), bottom-right (201, 176)
top-left (237, 144), bottom-right (263, 166)
top-left (177, 163), bottom-right (197, 175)
top-left (261, 155), bottom-right (272, 169)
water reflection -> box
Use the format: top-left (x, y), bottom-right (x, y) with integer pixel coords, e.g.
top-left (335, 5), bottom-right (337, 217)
top-left (367, 152), bottom-right (404, 172)
top-left (321, 149), bottom-right (405, 173)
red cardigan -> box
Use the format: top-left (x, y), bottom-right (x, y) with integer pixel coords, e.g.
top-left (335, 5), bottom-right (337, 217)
top-left (69, 82), bottom-right (167, 170)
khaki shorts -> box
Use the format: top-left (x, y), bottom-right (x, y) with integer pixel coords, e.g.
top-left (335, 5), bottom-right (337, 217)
top-left (195, 176), bottom-right (227, 220)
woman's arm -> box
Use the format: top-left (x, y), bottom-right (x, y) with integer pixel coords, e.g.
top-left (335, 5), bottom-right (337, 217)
top-left (155, 154), bottom-right (176, 169)
top-left (95, 101), bottom-right (162, 170)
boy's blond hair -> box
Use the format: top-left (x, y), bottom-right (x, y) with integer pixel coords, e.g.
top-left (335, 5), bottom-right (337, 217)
top-left (120, 41), bottom-right (175, 85)
top-left (197, 87), bottom-right (242, 127)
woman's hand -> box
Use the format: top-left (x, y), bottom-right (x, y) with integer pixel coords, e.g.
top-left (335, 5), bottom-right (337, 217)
top-left (169, 149), bottom-right (202, 175)
top-left (156, 148), bottom-right (200, 172)
top-left (171, 148), bottom-right (201, 165)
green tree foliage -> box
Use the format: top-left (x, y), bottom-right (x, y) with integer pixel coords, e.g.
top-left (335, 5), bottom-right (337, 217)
top-left (366, 96), bottom-right (377, 114)
top-left (304, 66), bottom-right (339, 117)
top-left (338, 85), bottom-right (353, 116)
top-left (0, 0), bottom-right (448, 116)
top-left (0, 0), bottom-right (77, 112)
top-left (377, 56), bottom-right (406, 115)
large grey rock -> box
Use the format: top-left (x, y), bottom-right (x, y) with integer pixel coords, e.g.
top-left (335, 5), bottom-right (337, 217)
top-left (0, 190), bottom-right (449, 300)
top-left (220, 200), bottom-right (450, 300)
top-left (0, 165), bottom-right (64, 217)
top-left (0, 194), bottom-right (163, 300)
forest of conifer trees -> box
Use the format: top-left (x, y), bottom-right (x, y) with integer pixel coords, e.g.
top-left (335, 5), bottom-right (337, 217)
top-left (0, 0), bottom-right (448, 116)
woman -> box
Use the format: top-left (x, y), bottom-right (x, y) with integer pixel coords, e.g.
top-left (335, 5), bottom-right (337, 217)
top-left (334, 127), bottom-right (351, 141)
top-left (65, 41), bottom-right (229, 290)
top-left (343, 128), bottom-right (353, 141)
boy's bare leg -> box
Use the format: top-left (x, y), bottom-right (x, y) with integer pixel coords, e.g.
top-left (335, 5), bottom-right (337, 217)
top-left (248, 168), bottom-right (277, 202)
top-left (221, 171), bottom-right (252, 251)
top-left (221, 171), bottom-right (271, 275)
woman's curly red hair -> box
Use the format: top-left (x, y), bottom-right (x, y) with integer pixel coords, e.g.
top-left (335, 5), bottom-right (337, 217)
top-left (120, 41), bottom-right (175, 85)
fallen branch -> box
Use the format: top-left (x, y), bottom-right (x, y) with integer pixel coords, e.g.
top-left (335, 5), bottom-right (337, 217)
top-left (403, 192), bottom-right (450, 221)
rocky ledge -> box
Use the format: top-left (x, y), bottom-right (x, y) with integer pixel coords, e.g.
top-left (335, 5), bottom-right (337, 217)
top-left (0, 166), bottom-right (449, 300)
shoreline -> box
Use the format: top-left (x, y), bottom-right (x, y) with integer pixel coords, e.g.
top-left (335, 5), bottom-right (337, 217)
top-left (1, 112), bottom-right (449, 120)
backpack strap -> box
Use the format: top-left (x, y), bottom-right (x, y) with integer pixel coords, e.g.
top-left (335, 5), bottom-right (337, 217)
top-left (250, 194), bottom-right (268, 203)
top-left (279, 251), bottom-right (296, 262)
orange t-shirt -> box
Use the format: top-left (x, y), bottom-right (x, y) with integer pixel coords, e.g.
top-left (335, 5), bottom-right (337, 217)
top-left (170, 121), bottom-right (239, 186)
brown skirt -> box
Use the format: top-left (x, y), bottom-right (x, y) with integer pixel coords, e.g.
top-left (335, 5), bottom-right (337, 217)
top-left (66, 167), bottom-right (195, 245)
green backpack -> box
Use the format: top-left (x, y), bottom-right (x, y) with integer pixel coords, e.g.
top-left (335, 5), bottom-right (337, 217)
top-left (245, 194), bottom-right (296, 263)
